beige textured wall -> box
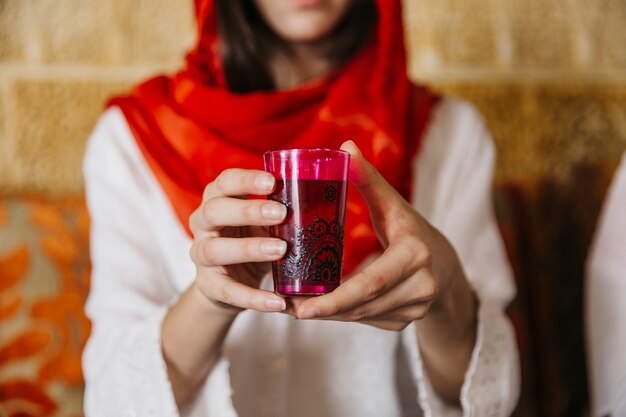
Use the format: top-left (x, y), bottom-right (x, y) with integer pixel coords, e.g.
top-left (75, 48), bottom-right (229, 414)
top-left (407, 0), bottom-right (626, 79)
top-left (0, 0), bottom-right (195, 194)
top-left (406, 0), bottom-right (626, 184)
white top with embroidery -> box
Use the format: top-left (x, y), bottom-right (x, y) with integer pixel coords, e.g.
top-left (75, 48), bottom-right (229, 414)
top-left (586, 151), bottom-right (626, 417)
top-left (82, 97), bottom-right (520, 417)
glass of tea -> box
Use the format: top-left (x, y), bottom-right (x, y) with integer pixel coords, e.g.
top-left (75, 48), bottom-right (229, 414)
top-left (264, 148), bottom-right (349, 296)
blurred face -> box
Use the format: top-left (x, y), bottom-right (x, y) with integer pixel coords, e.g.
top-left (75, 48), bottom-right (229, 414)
top-left (253, 0), bottom-right (353, 43)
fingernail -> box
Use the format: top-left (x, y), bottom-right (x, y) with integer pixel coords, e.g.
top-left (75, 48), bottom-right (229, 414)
top-left (262, 240), bottom-right (287, 256)
top-left (265, 298), bottom-right (286, 311)
top-left (262, 203), bottom-right (286, 220)
top-left (299, 307), bottom-right (320, 319)
top-left (257, 174), bottom-right (275, 192)
top-left (341, 140), bottom-right (361, 156)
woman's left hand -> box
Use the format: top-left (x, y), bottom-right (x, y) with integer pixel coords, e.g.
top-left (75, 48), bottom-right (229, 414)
top-left (291, 140), bottom-right (465, 331)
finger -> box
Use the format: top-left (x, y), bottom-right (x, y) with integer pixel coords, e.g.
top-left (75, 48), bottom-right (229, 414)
top-left (296, 241), bottom-right (422, 319)
top-left (282, 297), bottom-right (314, 317)
top-left (340, 140), bottom-right (406, 216)
top-left (197, 271), bottom-right (286, 312)
top-left (333, 269), bottom-right (437, 322)
top-left (367, 300), bottom-right (432, 322)
top-left (192, 237), bottom-right (287, 266)
top-left (203, 169), bottom-right (276, 200)
top-left (190, 197), bottom-right (287, 233)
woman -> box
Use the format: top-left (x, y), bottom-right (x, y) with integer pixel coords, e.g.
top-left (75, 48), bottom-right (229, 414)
top-left (82, 0), bottom-right (520, 416)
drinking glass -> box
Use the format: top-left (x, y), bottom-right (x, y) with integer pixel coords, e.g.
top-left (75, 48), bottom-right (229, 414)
top-left (264, 148), bottom-right (349, 296)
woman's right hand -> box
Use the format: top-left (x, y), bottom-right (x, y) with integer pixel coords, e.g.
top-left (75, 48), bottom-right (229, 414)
top-left (188, 168), bottom-right (288, 313)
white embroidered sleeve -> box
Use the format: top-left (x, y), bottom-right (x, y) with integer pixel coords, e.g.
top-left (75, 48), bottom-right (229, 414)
top-left (82, 109), bottom-right (241, 417)
top-left (82, 109), bottom-right (181, 417)
top-left (83, 108), bottom-right (235, 417)
top-left (405, 98), bottom-right (521, 417)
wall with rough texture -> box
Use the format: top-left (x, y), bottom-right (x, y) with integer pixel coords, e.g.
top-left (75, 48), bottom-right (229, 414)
top-left (405, 0), bottom-right (626, 184)
top-left (1, 0), bottom-right (625, 416)
top-left (0, 0), bottom-right (196, 194)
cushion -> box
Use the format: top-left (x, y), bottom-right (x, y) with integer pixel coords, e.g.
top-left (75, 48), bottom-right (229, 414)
top-left (0, 195), bottom-right (90, 417)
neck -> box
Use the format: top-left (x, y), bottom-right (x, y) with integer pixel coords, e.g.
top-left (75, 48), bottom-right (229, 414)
top-left (271, 42), bottom-right (335, 90)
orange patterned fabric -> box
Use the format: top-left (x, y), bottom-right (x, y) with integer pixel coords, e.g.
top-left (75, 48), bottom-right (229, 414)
top-left (0, 196), bottom-right (91, 417)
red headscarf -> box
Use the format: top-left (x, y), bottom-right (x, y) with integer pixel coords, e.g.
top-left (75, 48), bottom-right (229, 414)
top-left (108, 0), bottom-right (436, 275)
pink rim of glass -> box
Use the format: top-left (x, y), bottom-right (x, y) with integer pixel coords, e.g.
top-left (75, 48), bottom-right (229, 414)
top-left (263, 148), bottom-right (350, 181)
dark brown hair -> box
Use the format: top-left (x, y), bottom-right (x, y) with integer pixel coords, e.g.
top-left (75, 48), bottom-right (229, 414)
top-left (215, 0), bottom-right (377, 93)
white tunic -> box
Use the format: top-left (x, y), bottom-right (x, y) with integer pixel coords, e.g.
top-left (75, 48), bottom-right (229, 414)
top-left (586, 151), bottom-right (626, 417)
top-left (82, 97), bottom-right (520, 417)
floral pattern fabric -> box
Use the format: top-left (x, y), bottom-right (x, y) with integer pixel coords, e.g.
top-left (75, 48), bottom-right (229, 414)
top-left (0, 196), bottom-right (90, 417)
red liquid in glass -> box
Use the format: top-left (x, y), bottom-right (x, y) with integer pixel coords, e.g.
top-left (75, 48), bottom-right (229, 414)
top-left (268, 179), bottom-right (347, 296)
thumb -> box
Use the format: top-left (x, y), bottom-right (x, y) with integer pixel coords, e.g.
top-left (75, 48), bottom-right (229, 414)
top-left (340, 140), bottom-right (403, 216)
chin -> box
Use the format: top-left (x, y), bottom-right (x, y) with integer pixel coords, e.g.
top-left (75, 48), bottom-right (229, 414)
top-left (276, 19), bottom-right (337, 43)
top-left (255, 0), bottom-right (351, 44)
